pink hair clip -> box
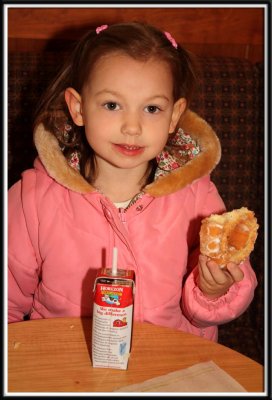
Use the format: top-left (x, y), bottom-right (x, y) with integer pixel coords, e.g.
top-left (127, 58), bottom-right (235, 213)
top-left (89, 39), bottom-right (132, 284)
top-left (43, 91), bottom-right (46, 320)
top-left (164, 31), bottom-right (178, 49)
top-left (96, 24), bottom-right (108, 34)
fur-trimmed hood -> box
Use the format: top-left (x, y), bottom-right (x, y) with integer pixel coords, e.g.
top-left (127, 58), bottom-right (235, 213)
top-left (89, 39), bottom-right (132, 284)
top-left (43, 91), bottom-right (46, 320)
top-left (33, 109), bottom-right (221, 197)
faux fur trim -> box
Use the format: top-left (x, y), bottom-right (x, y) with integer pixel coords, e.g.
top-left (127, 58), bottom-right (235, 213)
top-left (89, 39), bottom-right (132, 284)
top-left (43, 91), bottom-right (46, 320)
top-left (144, 110), bottom-right (221, 196)
top-left (33, 109), bottom-right (221, 196)
top-left (34, 124), bottom-right (94, 193)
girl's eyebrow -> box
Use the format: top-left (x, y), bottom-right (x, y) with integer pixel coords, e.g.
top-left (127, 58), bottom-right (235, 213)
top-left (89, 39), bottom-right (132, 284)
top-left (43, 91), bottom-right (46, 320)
top-left (146, 95), bottom-right (170, 103)
top-left (95, 89), bottom-right (120, 97)
top-left (95, 89), bottom-right (170, 102)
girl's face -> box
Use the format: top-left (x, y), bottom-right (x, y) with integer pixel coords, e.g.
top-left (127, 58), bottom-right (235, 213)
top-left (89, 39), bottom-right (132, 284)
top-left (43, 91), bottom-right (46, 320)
top-left (66, 53), bottom-right (185, 175)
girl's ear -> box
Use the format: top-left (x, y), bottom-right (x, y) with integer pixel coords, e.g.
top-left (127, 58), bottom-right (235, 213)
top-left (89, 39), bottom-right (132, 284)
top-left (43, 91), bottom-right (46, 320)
top-left (169, 98), bottom-right (187, 133)
top-left (64, 87), bottom-right (84, 126)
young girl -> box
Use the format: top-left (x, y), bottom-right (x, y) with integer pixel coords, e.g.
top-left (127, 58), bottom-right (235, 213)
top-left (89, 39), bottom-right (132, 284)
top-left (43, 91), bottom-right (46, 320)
top-left (8, 22), bottom-right (257, 341)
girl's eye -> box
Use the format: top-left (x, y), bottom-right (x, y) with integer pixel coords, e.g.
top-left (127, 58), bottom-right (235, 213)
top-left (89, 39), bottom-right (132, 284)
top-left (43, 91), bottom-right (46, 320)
top-left (145, 105), bottom-right (160, 114)
top-left (104, 102), bottom-right (120, 111)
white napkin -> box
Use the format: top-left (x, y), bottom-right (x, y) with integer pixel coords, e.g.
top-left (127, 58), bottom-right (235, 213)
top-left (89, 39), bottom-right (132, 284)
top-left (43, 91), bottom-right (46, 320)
top-left (114, 360), bottom-right (247, 392)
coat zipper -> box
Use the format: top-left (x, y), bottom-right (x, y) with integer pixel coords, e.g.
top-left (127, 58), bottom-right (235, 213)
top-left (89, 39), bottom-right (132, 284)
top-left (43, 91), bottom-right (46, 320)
top-left (117, 206), bottom-right (144, 321)
top-left (119, 207), bottom-right (126, 224)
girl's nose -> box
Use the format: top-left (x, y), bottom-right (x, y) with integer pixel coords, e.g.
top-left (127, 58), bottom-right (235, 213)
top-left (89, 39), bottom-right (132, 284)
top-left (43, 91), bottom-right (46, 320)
top-left (121, 112), bottom-right (142, 136)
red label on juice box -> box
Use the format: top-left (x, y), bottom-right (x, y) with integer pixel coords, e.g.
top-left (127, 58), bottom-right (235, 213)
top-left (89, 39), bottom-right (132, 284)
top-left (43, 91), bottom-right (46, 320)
top-left (94, 283), bottom-right (133, 309)
top-left (92, 268), bottom-right (135, 370)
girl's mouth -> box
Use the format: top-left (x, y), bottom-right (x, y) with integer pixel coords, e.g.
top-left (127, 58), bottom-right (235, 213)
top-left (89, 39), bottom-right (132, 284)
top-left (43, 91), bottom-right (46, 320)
top-left (113, 143), bottom-right (144, 156)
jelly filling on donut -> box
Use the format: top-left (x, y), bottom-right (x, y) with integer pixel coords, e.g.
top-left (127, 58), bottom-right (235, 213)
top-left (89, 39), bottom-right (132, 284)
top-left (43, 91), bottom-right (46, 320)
top-left (228, 223), bottom-right (249, 250)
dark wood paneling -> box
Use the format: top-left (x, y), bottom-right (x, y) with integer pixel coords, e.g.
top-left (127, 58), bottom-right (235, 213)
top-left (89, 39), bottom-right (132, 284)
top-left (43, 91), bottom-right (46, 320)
top-left (8, 7), bottom-right (264, 62)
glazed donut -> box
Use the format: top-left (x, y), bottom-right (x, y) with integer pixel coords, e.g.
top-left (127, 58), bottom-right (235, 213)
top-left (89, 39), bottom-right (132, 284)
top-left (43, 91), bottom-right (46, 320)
top-left (199, 207), bottom-right (259, 267)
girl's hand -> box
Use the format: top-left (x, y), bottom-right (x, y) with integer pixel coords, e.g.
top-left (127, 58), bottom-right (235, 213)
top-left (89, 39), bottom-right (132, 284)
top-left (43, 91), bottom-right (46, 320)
top-left (196, 254), bottom-right (244, 300)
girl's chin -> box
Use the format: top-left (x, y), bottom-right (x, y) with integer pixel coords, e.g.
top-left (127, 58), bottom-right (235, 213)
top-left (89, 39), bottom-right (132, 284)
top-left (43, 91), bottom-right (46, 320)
top-left (105, 157), bottom-right (150, 173)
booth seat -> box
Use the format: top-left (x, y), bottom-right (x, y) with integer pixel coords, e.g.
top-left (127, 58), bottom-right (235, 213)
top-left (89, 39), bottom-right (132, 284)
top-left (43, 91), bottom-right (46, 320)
top-left (8, 51), bottom-right (264, 364)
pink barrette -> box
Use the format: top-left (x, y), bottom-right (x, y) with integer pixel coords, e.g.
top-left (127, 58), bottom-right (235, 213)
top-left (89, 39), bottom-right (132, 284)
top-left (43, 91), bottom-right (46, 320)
top-left (164, 31), bottom-right (178, 49)
top-left (96, 24), bottom-right (108, 34)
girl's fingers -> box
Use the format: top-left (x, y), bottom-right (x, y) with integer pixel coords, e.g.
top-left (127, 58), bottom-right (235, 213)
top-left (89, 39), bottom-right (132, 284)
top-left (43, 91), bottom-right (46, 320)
top-left (226, 263), bottom-right (244, 282)
top-left (199, 255), bottom-right (232, 285)
top-left (207, 262), bottom-right (233, 285)
top-left (198, 255), bottom-right (214, 283)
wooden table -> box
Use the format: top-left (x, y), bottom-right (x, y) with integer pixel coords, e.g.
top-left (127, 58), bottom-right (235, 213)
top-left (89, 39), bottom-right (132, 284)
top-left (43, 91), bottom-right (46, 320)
top-left (8, 317), bottom-right (263, 393)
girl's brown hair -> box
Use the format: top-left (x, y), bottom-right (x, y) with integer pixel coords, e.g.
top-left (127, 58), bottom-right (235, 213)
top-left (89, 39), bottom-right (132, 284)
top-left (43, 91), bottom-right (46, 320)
top-left (34, 22), bottom-right (197, 184)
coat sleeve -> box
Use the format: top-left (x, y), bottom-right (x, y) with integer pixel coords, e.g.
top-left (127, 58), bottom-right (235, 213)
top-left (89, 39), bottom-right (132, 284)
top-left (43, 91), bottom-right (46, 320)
top-left (8, 172), bottom-right (42, 323)
top-left (182, 260), bottom-right (257, 327)
top-left (181, 176), bottom-right (258, 327)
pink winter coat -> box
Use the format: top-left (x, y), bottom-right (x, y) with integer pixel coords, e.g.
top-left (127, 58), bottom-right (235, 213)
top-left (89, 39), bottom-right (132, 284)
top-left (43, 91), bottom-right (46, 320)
top-left (8, 110), bottom-right (257, 341)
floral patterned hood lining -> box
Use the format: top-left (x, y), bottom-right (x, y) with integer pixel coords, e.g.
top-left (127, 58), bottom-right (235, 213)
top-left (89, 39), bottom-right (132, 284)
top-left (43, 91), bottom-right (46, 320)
top-left (154, 128), bottom-right (200, 179)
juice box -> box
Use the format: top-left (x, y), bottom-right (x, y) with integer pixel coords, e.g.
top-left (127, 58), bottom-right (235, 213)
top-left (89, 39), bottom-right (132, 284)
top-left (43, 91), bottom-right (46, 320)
top-left (92, 267), bottom-right (135, 370)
